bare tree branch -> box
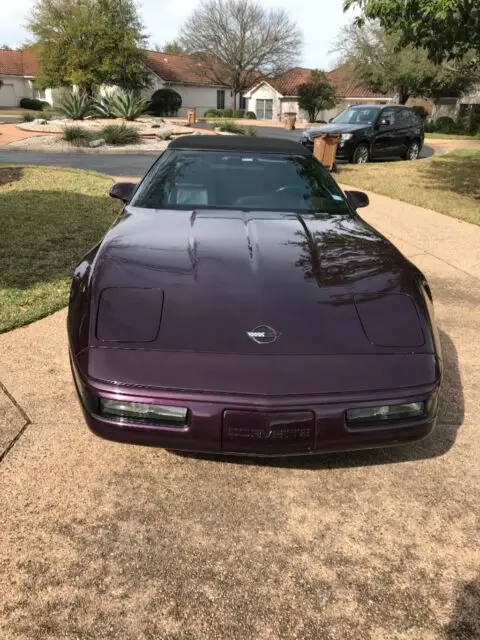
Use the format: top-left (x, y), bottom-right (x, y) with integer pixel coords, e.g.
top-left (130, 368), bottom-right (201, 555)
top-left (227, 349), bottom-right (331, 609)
top-left (180, 0), bottom-right (303, 105)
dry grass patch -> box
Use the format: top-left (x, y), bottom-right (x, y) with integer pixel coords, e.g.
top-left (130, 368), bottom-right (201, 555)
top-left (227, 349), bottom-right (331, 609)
top-left (339, 150), bottom-right (480, 226)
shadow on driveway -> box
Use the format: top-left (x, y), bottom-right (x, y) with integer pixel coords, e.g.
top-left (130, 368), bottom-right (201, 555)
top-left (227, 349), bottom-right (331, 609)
top-left (176, 329), bottom-right (462, 470)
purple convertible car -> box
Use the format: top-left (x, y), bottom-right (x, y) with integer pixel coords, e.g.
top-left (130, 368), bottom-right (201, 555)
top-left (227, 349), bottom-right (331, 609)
top-left (68, 135), bottom-right (442, 456)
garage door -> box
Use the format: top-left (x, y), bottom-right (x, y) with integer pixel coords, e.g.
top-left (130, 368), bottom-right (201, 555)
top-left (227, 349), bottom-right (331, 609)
top-left (0, 83), bottom-right (17, 107)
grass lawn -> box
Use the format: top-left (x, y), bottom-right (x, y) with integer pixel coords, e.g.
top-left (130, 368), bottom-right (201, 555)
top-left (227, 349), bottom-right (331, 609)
top-left (425, 132), bottom-right (480, 140)
top-left (0, 165), bottom-right (119, 333)
top-left (338, 150), bottom-right (480, 226)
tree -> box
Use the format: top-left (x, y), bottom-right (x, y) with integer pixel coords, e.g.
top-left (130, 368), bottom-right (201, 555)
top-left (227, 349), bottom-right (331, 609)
top-left (343, 0), bottom-right (480, 62)
top-left (335, 22), bottom-right (476, 105)
top-left (28, 0), bottom-right (150, 94)
top-left (162, 40), bottom-right (186, 55)
top-left (180, 0), bottom-right (303, 109)
top-left (298, 71), bottom-right (337, 122)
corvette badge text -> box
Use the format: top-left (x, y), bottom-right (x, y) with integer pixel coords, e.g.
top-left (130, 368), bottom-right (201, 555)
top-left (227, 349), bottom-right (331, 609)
top-left (247, 325), bottom-right (281, 344)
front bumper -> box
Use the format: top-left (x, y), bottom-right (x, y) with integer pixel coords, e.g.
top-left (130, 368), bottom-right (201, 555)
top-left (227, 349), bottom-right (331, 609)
top-left (70, 351), bottom-right (439, 456)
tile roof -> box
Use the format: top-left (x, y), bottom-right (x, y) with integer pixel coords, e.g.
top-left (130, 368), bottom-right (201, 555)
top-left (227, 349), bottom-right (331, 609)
top-left (264, 65), bottom-right (393, 100)
top-left (0, 48), bottom-right (38, 76)
top-left (0, 47), bottom-right (393, 100)
top-left (144, 50), bottom-right (229, 87)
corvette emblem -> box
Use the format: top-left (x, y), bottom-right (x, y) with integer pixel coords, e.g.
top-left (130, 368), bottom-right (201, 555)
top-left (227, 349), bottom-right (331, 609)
top-left (247, 325), bottom-right (281, 345)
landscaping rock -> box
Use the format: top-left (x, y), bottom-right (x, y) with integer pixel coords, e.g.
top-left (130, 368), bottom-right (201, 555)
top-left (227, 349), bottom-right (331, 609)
top-left (155, 128), bottom-right (173, 141)
top-left (88, 138), bottom-right (106, 148)
top-left (33, 118), bottom-right (48, 125)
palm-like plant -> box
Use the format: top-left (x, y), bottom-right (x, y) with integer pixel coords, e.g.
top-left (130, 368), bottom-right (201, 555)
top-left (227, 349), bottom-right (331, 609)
top-left (91, 94), bottom-right (116, 119)
top-left (57, 92), bottom-right (92, 120)
top-left (110, 91), bottom-right (149, 121)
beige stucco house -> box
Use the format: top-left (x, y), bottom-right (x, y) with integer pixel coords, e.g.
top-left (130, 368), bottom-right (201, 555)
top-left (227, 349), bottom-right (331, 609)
top-left (0, 47), bottom-right (235, 117)
top-left (243, 66), bottom-right (395, 122)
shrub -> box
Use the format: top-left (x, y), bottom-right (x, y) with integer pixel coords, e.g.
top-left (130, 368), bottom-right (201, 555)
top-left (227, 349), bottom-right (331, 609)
top-left (62, 125), bottom-right (93, 146)
top-left (57, 92), bottom-right (92, 120)
top-left (424, 119), bottom-right (437, 133)
top-left (246, 126), bottom-right (257, 137)
top-left (411, 106), bottom-right (429, 121)
top-left (20, 98), bottom-right (43, 111)
top-left (233, 109), bottom-right (245, 118)
top-left (40, 100), bottom-right (51, 110)
top-left (149, 88), bottom-right (182, 116)
top-left (110, 90), bottom-right (149, 121)
top-left (245, 111), bottom-right (257, 119)
top-left (457, 104), bottom-right (480, 135)
top-left (435, 116), bottom-right (456, 134)
top-left (204, 109), bottom-right (222, 118)
top-left (222, 108), bottom-right (234, 118)
top-left (22, 112), bottom-right (36, 122)
top-left (92, 94), bottom-right (116, 119)
top-left (101, 123), bottom-right (141, 146)
top-left (214, 120), bottom-right (247, 135)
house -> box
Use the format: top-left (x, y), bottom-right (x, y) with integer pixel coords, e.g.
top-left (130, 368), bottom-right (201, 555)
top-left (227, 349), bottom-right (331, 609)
top-left (0, 47), bottom-right (235, 116)
top-left (243, 66), bottom-right (394, 122)
top-left (139, 50), bottom-right (235, 116)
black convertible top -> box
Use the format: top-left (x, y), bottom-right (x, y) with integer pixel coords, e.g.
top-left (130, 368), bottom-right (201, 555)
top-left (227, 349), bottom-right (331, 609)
top-left (169, 134), bottom-right (311, 155)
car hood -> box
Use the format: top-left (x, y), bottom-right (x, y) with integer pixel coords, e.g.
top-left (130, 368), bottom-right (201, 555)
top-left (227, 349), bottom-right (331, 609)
top-left (89, 208), bottom-right (433, 356)
top-left (305, 123), bottom-right (371, 137)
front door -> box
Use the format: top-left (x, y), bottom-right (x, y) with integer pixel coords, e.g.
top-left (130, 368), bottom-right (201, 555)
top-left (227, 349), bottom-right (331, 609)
top-left (256, 99), bottom-right (273, 120)
top-left (373, 107), bottom-right (400, 157)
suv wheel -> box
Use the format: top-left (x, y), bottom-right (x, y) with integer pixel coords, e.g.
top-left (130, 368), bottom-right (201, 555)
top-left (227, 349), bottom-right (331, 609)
top-left (351, 143), bottom-right (370, 164)
top-left (404, 140), bottom-right (420, 160)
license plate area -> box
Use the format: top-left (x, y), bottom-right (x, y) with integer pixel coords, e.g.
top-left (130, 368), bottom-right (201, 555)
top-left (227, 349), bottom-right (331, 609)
top-left (222, 410), bottom-right (315, 454)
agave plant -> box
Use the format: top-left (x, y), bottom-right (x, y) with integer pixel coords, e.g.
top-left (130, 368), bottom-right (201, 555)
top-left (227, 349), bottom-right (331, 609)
top-left (91, 93), bottom-right (116, 119)
top-left (110, 90), bottom-right (149, 121)
top-left (57, 92), bottom-right (92, 120)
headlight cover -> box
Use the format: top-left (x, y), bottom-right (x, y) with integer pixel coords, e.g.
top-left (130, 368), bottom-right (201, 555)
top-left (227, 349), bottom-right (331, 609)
top-left (99, 399), bottom-right (188, 425)
top-left (340, 133), bottom-right (354, 141)
top-left (346, 402), bottom-right (426, 426)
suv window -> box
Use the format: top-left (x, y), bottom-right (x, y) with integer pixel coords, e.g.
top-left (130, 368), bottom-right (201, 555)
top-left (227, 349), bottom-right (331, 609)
top-left (379, 108), bottom-right (397, 126)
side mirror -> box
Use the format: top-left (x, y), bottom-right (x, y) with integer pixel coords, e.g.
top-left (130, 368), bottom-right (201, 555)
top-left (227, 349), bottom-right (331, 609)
top-left (345, 190), bottom-right (369, 209)
top-left (109, 182), bottom-right (136, 203)
top-left (328, 117), bottom-right (334, 123)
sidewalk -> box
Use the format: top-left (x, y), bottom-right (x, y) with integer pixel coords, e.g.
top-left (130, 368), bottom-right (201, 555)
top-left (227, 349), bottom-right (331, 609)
top-left (0, 123), bottom-right (49, 145)
top-left (342, 184), bottom-right (480, 279)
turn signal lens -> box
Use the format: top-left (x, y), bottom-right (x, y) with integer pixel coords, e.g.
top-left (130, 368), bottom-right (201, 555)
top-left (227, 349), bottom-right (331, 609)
top-left (347, 402), bottom-right (425, 425)
top-left (99, 399), bottom-right (188, 425)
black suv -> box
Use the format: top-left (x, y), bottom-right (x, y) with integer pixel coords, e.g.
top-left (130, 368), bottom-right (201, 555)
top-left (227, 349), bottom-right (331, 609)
top-left (301, 104), bottom-right (424, 164)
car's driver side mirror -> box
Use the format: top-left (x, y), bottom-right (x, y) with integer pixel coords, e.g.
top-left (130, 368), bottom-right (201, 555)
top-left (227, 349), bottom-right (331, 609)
top-left (109, 182), bottom-right (136, 203)
top-left (345, 190), bottom-right (369, 209)
top-left (328, 117), bottom-right (334, 123)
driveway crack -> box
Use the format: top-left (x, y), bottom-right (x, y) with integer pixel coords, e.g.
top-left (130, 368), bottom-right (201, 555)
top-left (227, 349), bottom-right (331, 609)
top-left (0, 379), bottom-right (32, 464)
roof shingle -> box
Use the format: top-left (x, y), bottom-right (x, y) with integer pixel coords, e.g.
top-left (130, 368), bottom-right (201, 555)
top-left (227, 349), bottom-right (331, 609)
top-left (265, 65), bottom-right (393, 100)
top-left (144, 50), bottom-right (228, 87)
top-left (0, 49), bottom-right (38, 76)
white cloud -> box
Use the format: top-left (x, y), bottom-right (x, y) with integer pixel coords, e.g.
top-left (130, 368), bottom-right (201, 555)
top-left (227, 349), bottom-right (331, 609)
top-left (0, 0), bottom-right (352, 70)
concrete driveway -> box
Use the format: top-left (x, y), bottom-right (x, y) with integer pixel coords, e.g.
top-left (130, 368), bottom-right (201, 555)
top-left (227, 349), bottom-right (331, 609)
top-left (1, 187), bottom-right (479, 638)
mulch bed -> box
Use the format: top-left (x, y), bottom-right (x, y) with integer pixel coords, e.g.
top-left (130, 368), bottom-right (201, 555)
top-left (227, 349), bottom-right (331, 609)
top-left (0, 167), bottom-right (24, 186)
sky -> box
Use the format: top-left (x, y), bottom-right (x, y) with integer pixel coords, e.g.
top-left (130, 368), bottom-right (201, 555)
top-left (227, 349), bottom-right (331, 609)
top-left (0, 0), bottom-right (354, 71)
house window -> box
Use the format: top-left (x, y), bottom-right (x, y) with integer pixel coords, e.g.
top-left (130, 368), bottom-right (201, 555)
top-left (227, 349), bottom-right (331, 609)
top-left (217, 90), bottom-right (225, 110)
top-left (255, 99), bottom-right (273, 120)
top-left (239, 95), bottom-right (247, 110)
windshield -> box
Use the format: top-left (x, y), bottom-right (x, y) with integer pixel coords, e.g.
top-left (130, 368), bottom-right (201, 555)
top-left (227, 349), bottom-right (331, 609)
top-left (132, 150), bottom-right (350, 215)
top-left (332, 107), bottom-right (379, 125)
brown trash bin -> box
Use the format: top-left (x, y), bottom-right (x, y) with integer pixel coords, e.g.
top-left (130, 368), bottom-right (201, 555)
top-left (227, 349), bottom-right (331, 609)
top-left (284, 113), bottom-right (297, 130)
top-left (187, 108), bottom-right (197, 125)
top-left (313, 134), bottom-right (340, 171)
